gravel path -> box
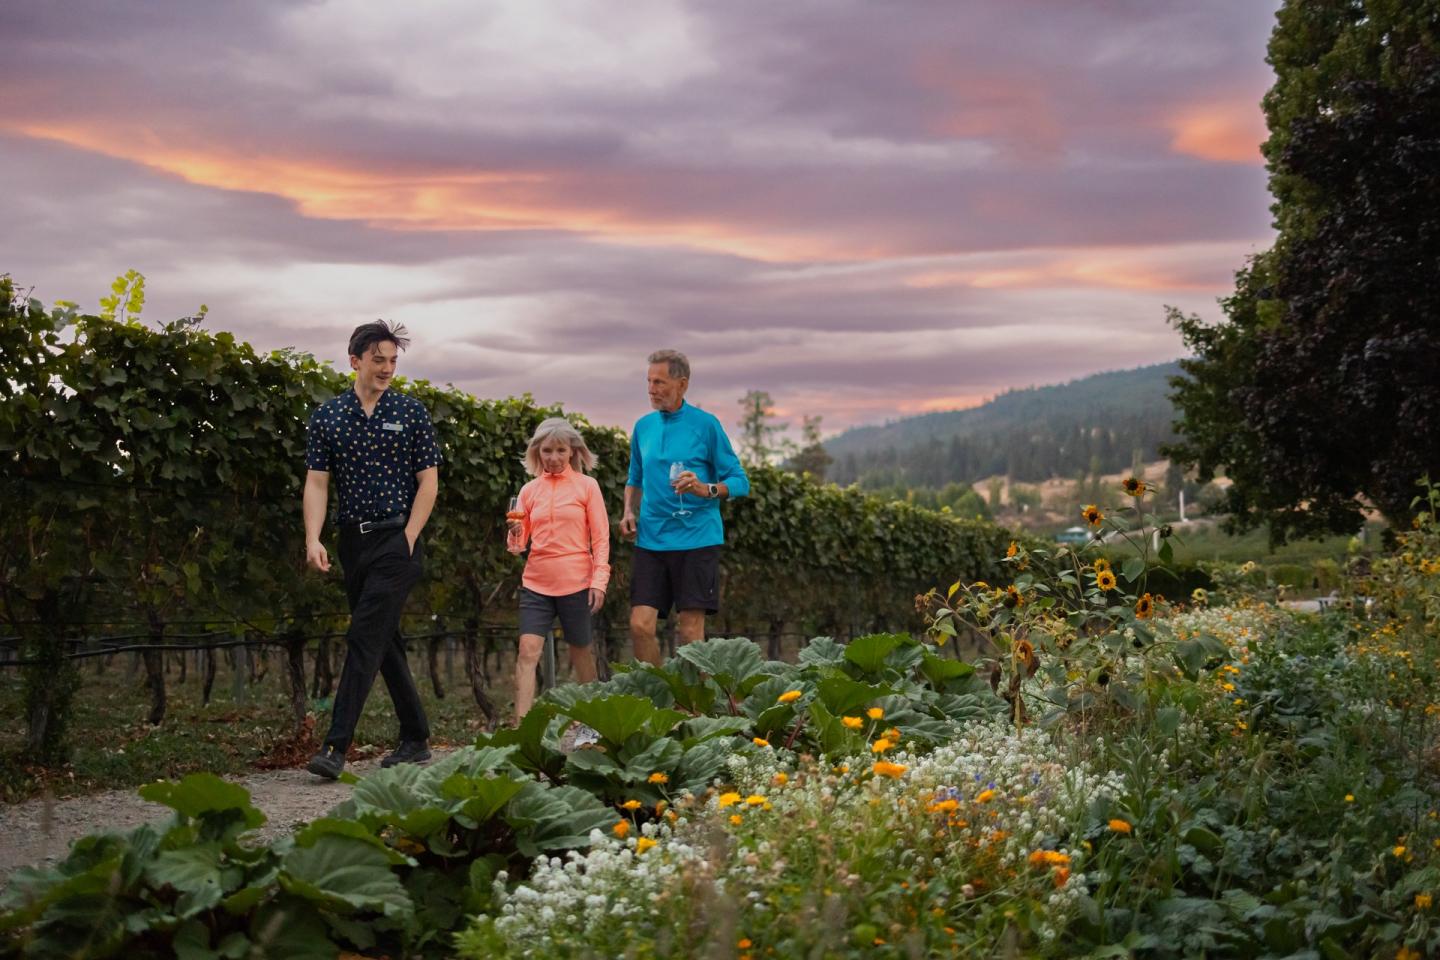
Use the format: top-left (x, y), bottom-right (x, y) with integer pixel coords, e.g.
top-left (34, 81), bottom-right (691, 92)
top-left (0, 751), bottom-right (455, 880)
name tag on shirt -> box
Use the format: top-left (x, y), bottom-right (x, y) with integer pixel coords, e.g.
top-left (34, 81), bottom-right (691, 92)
top-left (382, 422), bottom-right (405, 432)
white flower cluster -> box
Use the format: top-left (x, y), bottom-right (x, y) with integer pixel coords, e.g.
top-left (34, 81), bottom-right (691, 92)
top-left (1166, 603), bottom-right (1290, 653)
top-left (479, 823), bottom-right (709, 958)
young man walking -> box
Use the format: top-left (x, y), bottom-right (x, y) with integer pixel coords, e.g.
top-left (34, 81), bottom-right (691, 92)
top-left (620, 349), bottom-right (749, 664)
top-left (303, 321), bottom-right (439, 779)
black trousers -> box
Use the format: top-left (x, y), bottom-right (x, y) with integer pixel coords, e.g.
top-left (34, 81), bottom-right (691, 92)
top-left (322, 526), bottom-right (430, 752)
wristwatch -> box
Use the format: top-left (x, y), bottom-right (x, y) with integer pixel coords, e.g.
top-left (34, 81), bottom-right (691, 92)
top-left (707, 483), bottom-right (720, 499)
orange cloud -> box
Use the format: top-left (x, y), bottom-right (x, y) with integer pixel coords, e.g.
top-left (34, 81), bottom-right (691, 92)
top-left (906, 249), bottom-right (1226, 293)
top-left (7, 121), bottom-right (879, 264)
top-left (1169, 102), bottom-right (1267, 165)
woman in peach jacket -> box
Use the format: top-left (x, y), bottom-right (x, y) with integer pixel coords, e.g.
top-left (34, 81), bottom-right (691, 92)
top-left (506, 417), bottom-right (610, 719)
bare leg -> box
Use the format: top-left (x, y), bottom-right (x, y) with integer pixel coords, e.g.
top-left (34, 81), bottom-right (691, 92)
top-left (568, 643), bottom-right (598, 684)
top-left (630, 605), bottom-right (661, 665)
top-left (513, 633), bottom-right (544, 721)
top-left (675, 609), bottom-right (706, 645)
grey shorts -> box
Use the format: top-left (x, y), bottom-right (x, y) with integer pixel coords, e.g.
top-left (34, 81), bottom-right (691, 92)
top-left (518, 586), bottom-right (593, 647)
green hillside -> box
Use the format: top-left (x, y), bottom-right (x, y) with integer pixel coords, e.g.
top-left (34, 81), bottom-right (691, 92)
top-left (827, 362), bottom-right (1180, 489)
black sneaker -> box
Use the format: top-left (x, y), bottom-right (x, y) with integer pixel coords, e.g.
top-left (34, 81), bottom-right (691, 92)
top-left (381, 739), bottom-right (432, 768)
top-left (307, 745), bottom-right (345, 780)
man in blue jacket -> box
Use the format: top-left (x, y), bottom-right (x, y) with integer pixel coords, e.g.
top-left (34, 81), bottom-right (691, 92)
top-left (620, 349), bottom-right (749, 665)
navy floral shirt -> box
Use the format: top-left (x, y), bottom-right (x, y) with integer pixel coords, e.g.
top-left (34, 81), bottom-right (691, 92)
top-left (305, 387), bottom-right (441, 524)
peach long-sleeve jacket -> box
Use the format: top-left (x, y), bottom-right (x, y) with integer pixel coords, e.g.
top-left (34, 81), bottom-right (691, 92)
top-left (515, 466), bottom-right (611, 596)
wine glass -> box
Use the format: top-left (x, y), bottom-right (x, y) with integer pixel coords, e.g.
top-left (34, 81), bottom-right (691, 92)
top-left (669, 462), bottom-right (692, 518)
top-left (505, 495), bottom-right (525, 549)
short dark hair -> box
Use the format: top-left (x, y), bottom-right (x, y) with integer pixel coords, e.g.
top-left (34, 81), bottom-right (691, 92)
top-left (348, 320), bottom-right (410, 358)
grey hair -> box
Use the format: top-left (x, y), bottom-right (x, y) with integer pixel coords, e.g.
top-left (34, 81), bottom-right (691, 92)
top-left (522, 417), bottom-right (598, 476)
top-left (647, 349), bottom-right (690, 380)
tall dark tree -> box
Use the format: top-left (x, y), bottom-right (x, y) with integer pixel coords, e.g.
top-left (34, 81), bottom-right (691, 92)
top-left (1167, 0), bottom-right (1440, 540)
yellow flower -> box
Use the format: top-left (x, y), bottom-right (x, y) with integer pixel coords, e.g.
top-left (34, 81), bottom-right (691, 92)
top-left (867, 707), bottom-right (884, 720)
top-left (1108, 819), bottom-right (1132, 834)
top-left (1393, 845), bottom-right (1407, 857)
top-left (1082, 504), bottom-right (1104, 526)
top-left (1397, 948), bottom-right (1421, 960)
top-left (1093, 557), bottom-right (1111, 573)
top-left (1134, 593), bottom-right (1154, 619)
top-left (717, 792), bottom-right (742, 808)
top-left (752, 737), bottom-right (770, 747)
top-left (737, 939), bottom-right (753, 950)
top-left (872, 761), bottom-right (908, 779)
top-left (729, 814), bottom-right (743, 826)
top-left (1416, 893), bottom-right (1433, 910)
top-left (884, 727), bottom-right (901, 740)
top-left (745, 794), bottom-right (766, 806)
top-left (1096, 570), bottom-right (1117, 591)
top-left (976, 789), bottom-right (997, 803)
top-left (1344, 794), bottom-right (1355, 803)
top-left (648, 772), bottom-right (669, 785)
top-left (636, 837), bottom-right (657, 854)
top-left (927, 799), bottom-right (959, 814)
top-left (841, 715), bottom-right (864, 730)
top-left (871, 738), bottom-right (893, 754)
top-left (621, 799), bottom-right (643, 811)
top-left (612, 820), bottom-right (630, 838)
top-left (1221, 682), bottom-right (1235, 692)
top-left (772, 772), bottom-right (788, 786)
top-left (776, 690), bottom-right (802, 704)
top-left (1006, 541), bottom-right (1018, 558)
top-left (1122, 476), bottom-right (1147, 497)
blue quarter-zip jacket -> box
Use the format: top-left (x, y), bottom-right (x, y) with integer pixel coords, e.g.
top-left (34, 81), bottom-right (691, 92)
top-left (626, 401), bottom-right (750, 551)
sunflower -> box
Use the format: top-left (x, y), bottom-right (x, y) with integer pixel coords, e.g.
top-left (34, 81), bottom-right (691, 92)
top-left (1082, 504), bottom-right (1105, 526)
top-left (1096, 570), bottom-right (1118, 592)
top-left (1003, 585), bottom-right (1023, 608)
top-left (1015, 638), bottom-right (1039, 675)
top-left (1122, 477), bottom-right (1147, 497)
top-left (1006, 541), bottom-right (1019, 558)
top-left (1093, 557), bottom-right (1110, 573)
top-left (1134, 593), bottom-right (1154, 619)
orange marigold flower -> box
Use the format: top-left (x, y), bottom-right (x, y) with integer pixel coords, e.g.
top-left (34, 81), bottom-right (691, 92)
top-left (772, 772), bottom-right (788, 786)
top-left (752, 737), bottom-right (770, 747)
top-left (1082, 504), bottom-right (1105, 526)
top-left (729, 814), bottom-right (743, 826)
top-left (928, 799), bottom-right (959, 814)
top-left (717, 791), bottom-right (741, 808)
top-left (1054, 866), bottom-right (1071, 887)
top-left (621, 799), bottom-right (643, 811)
top-left (1416, 893), bottom-right (1433, 910)
top-left (648, 771), bottom-right (669, 784)
top-left (1108, 819), bottom-right (1132, 833)
top-left (737, 939), bottom-right (753, 950)
top-left (976, 789), bottom-right (997, 803)
top-left (745, 794), bottom-right (766, 806)
top-left (636, 837), bottom-right (657, 854)
top-left (776, 690), bottom-right (802, 704)
top-left (612, 820), bottom-right (630, 838)
top-left (872, 761), bottom-right (908, 779)
top-left (841, 715), bottom-right (864, 729)
top-left (867, 707), bottom-right (884, 720)
top-left (871, 738), bottom-right (893, 754)
top-left (1006, 541), bottom-right (1019, 558)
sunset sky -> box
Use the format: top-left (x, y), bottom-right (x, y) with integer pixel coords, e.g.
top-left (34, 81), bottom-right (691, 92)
top-left (2, 0), bottom-right (1278, 434)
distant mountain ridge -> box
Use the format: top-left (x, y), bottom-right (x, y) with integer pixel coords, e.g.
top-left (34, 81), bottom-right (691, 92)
top-left (826, 362), bottom-right (1182, 489)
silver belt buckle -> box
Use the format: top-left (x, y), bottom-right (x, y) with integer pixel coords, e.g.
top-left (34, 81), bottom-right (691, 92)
top-left (358, 520), bottom-right (375, 534)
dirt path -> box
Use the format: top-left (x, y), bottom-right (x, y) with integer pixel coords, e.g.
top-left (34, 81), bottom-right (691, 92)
top-left (0, 751), bottom-right (455, 879)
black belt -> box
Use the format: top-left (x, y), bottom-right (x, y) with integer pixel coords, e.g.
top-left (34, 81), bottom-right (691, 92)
top-left (346, 513), bottom-right (408, 534)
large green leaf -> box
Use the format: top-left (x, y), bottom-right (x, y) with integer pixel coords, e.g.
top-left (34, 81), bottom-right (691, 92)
top-left (279, 834), bottom-right (413, 918)
top-left (139, 773), bottom-right (265, 835)
top-left (441, 773), bottom-right (530, 827)
top-left (144, 843), bottom-right (226, 918)
top-left (559, 694), bottom-right (685, 747)
top-left (248, 902), bottom-right (335, 960)
top-left (620, 737), bottom-right (684, 782)
top-left (843, 633), bottom-right (905, 675)
top-left (797, 636), bottom-right (846, 667)
top-left (505, 783), bottom-right (617, 858)
top-left (293, 819), bottom-right (412, 866)
top-left (678, 716), bottom-right (751, 747)
top-left (674, 636), bottom-right (766, 692)
top-left (476, 708), bottom-right (565, 779)
top-left (919, 650), bottom-right (975, 688)
top-left (816, 676), bottom-right (893, 716)
top-left (672, 738), bottom-right (735, 794)
top-left (741, 675), bottom-right (805, 720)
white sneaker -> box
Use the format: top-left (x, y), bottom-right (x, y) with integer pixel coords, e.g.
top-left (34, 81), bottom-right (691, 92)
top-left (572, 724), bottom-right (601, 748)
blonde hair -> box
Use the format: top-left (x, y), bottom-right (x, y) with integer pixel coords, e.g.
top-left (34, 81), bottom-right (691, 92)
top-left (522, 417), bottom-right (598, 476)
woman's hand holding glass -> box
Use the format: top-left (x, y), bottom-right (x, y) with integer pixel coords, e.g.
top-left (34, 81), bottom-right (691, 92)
top-left (505, 494), bottom-right (526, 554)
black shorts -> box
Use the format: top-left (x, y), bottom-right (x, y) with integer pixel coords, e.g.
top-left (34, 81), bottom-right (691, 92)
top-left (517, 587), bottom-right (593, 647)
top-left (630, 545), bottom-right (722, 617)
